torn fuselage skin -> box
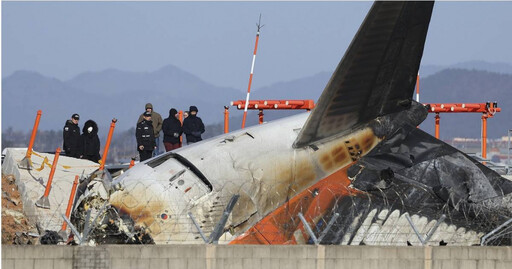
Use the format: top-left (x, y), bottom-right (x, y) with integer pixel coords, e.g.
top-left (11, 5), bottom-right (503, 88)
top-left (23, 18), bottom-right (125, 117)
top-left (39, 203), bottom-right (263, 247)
top-left (334, 102), bottom-right (512, 246)
top-left (70, 168), bottom-right (154, 244)
top-left (70, 113), bottom-right (382, 244)
top-left (230, 102), bottom-right (512, 246)
top-left (69, 103), bottom-right (511, 245)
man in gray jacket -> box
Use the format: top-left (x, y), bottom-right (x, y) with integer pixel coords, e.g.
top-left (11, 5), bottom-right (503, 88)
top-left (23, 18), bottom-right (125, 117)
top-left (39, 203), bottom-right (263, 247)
top-left (137, 103), bottom-right (163, 156)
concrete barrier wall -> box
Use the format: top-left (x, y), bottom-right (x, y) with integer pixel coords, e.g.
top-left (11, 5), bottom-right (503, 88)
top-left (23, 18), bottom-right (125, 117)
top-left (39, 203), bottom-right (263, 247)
top-left (2, 245), bottom-right (512, 269)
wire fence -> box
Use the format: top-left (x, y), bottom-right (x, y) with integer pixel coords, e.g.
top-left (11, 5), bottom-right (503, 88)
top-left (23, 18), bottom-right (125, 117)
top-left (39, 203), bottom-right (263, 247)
top-left (64, 178), bottom-right (512, 246)
top-left (3, 149), bottom-right (512, 246)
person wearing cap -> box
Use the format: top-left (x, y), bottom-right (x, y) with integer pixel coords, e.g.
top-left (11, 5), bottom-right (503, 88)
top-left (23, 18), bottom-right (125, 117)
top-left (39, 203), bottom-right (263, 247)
top-left (162, 108), bottom-right (183, 151)
top-left (63, 113), bottom-right (82, 158)
top-left (81, 119), bottom-right (101, 163)
top-left (136, 111), bottom-right (156, 161)
top-left (137, 103), bottom-right (163, 156)
top-left (183, 105), bottom-right (205, 144)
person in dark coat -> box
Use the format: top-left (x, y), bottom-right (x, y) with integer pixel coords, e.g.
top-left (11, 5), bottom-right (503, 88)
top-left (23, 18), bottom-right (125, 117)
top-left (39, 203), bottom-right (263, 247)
top-left (137, 103), bottom-right (163, 156)
top-left (162, 108), bottom-right (183, 151)
top-left (182, 105), bottom-right (205, 144)
top-left (63, 113), bottom-right (82, 158)
top-left (81, 120), bottom-right (101, 163)
top-left (136, 111), bottom-right (156, 161)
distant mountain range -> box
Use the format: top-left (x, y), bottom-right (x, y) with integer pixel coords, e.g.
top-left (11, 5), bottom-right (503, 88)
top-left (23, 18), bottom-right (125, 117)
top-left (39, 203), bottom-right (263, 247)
top-left (419, 60), bottom-right (512, 77)
top-left (2, 64), bottom-right (243, 132)
top-left (2, 61), bottom-right (511, 140)
top-left (418, 69), bottom-right (512, 139)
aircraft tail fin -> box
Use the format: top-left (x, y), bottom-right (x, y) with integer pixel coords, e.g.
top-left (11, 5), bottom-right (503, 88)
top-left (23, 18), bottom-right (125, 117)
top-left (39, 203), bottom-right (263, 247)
top-left (294, 1), bottom-right (434, 148)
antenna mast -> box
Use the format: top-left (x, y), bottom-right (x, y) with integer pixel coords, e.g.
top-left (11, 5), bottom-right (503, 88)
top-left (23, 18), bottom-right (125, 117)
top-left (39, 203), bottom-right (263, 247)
top-left (241, 14), bottom-right (264, 129)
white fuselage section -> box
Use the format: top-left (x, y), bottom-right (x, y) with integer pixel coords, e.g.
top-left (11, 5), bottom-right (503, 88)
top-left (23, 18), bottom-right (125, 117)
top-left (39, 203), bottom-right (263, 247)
top-left (110, 113), bottom-right (380, 244)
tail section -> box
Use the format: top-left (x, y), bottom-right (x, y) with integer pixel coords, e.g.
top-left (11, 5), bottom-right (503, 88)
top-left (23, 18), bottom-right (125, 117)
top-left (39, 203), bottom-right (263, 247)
top-left (294, 1), bottom-right (434, 148)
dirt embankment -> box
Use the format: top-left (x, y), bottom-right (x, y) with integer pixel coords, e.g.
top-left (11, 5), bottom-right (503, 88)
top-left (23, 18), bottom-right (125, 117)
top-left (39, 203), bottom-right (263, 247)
top-left (2, 174), bottom-right (38, 244)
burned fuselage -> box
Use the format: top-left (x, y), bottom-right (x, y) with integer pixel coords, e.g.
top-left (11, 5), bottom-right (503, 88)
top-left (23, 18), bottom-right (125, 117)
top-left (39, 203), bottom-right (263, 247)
top-left (70, 1), bottom-right (512, 246)
top-left (76, 113), bottom-right (380, 244)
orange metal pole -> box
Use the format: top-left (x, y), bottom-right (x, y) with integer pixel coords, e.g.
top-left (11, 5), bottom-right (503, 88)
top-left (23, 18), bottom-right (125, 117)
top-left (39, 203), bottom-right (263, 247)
top-left (99, 118), bottom-right (117, 171)
top-left (44, 147), bottom-right (61, 197)
top-left (258, 109), bottom-right (264, 124)
top-left (416, 73), bottom-right (420, 102)
top-left (482, 114), bottom-right (488, 159)
top-left (61, 175), bottom-right (79, 231)
top-left (179, 110), bottom-right (183, 145)
top-left (435, 113), bottom-right (440, 139)
top-left (224, 106), bottom-right (229, 133)
top-left (26, 110), bottom-right (42, 159)
top-left (35, 147), bottom-right (61, 208)
top-left (242, 16), bottom-right (263, 129)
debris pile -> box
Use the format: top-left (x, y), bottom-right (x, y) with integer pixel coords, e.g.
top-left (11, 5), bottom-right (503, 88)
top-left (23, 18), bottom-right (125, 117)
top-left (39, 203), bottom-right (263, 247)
top-left (2, 174), bottom-right (38, 244)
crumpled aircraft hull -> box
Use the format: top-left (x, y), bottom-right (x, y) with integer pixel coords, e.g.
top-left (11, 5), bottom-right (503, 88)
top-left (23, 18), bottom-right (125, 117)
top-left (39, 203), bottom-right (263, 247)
top-left (232, 104), bottom-right (512, 245)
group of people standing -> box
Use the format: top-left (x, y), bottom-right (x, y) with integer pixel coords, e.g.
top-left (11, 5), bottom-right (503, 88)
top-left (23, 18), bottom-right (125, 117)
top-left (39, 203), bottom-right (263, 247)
top-left (62, 103), bottom-right (206, 164)
top-left (136, 103), bottom-right (205, 161)
top-left (62, 114), bottom-right (101, 163)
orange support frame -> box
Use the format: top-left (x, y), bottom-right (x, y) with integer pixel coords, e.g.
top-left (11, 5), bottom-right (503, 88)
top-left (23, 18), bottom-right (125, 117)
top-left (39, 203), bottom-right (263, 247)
top-left (482, 114), bottom-right (488, 159)
top-left (427, 103), bottom-right (501, 113)
top-left (232, 100), bottom-right (315, 111)
top-left (228, 99), bottom-right (315, 129)
top-left (99, 119), bottom-right (117, 171)
top-left (426, 102), bottom-right (500, 159)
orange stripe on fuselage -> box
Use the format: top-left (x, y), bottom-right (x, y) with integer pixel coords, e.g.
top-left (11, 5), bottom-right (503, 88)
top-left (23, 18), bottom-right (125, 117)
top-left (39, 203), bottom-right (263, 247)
top-left (230, 163), bottom-right (359, 245)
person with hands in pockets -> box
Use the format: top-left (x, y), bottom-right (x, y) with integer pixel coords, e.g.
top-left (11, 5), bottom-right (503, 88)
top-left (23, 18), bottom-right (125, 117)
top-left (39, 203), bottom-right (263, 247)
top-left (182, 105), bottom-right (205, 145)
top-left (136, 111), bottom-right (156, 161)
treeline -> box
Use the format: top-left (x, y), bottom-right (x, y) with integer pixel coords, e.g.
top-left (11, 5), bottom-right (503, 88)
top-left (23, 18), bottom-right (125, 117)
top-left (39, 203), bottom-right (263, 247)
top-left (2, 127), bottom-right (62, 153)
top-left (2, 122), bottom-right (225, 165)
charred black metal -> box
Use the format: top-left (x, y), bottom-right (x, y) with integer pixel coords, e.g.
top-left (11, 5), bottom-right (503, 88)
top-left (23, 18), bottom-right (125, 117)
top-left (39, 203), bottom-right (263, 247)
top-left (71, 201), bottom-right (155, 245)
top-left (70, 165), bottom-right (157, 245)
top-left (368, 100), bottom-right (428, 139)
top-left (322, 107), bottom-right (512, 245)
top-left (40, 230), bottom-right (63, 245)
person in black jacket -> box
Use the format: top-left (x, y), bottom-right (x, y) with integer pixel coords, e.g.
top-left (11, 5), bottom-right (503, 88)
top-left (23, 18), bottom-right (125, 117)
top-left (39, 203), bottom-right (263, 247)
top-left (63, 113), bottom-right (82, 158)
top-left (136, 111), bottom-right (156, 161)
top-left (81, 120), bottom-right (101, 163)
top-left (182, 105), bottom-right (205, 144)
top-left (162, 108), bottom-right (183, 151)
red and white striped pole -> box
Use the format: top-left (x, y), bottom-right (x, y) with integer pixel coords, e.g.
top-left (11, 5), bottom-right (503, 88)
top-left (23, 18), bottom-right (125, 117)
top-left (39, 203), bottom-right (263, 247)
top-left (416, 73), bottom-right (420, 103)
top-left (242, 15), bottom-right (264, 129)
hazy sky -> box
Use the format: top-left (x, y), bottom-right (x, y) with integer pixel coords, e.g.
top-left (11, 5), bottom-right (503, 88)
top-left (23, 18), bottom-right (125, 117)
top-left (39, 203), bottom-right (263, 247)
top-left (3, 1), bottom-right (512, 90)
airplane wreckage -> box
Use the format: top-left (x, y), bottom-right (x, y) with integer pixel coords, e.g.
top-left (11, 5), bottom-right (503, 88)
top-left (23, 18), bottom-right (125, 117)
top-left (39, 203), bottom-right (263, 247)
top-left (66, 1), bottom-right (512, 246)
